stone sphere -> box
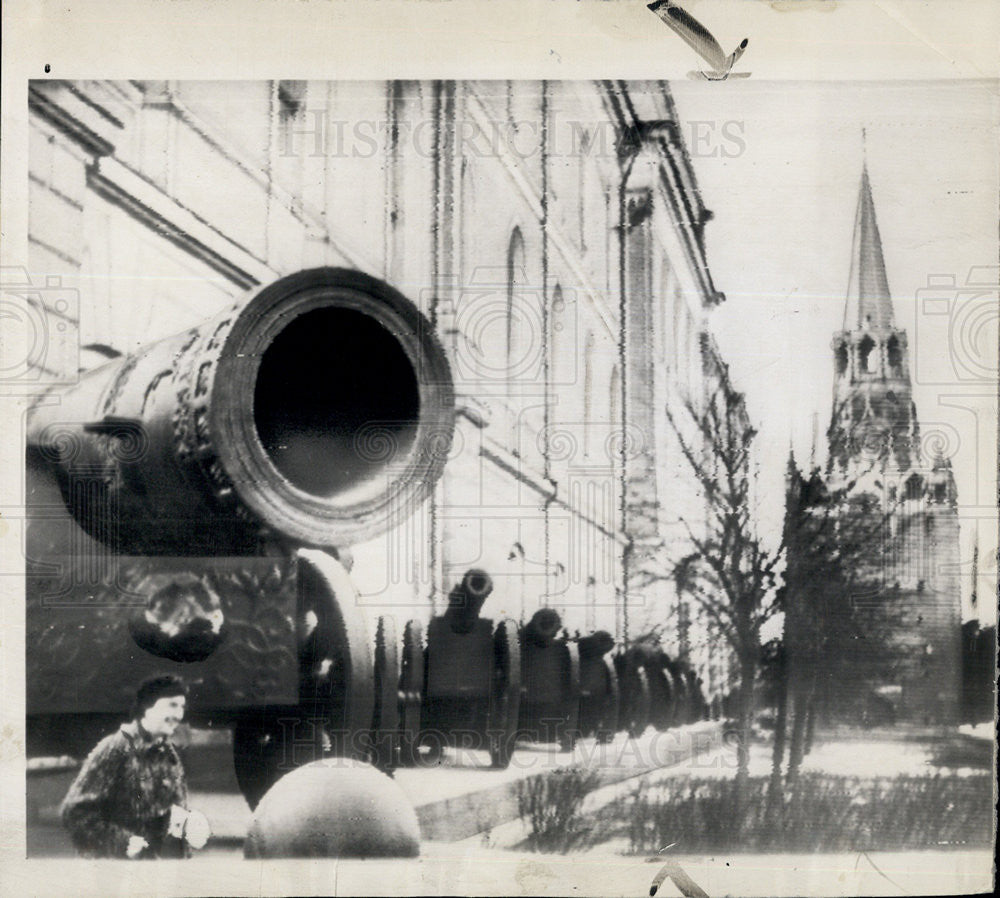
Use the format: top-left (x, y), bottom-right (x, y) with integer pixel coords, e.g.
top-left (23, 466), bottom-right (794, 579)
top-left (244, 759), bottom-right (420, 858)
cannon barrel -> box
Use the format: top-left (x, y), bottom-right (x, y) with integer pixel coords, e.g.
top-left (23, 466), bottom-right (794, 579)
top-left (26, 268), bottom-right (455, 555)
top-left (443, 568), bottom-right (494, 634)
top-left (578, 630), bottom-right (615, 659)
top-left (524, 607), bottom-right (562, 646)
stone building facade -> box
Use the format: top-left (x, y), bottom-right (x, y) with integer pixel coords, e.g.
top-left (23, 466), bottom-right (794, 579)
top-left (24, 79), bottom-right (739, 704)
top-left (827, 166), bottom-right (962, 724)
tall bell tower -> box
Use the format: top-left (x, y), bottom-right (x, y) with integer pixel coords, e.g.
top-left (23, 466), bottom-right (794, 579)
top-left (829, 164), bottom-right (920, 483)
top-left (826, 163), bottom-right (962, 725)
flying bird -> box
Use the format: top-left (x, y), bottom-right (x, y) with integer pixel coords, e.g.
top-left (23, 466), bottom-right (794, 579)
top-left (647, 0), bottom-right (750, 81)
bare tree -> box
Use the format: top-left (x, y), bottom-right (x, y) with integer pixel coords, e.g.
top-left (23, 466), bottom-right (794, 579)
top-left (654, 382), bottom-right (783, 808)
top-left (776, 453), bottom-right (905, 794)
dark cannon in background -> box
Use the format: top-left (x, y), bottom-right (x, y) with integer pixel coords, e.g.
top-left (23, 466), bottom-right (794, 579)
top-left (403, 569), bottom-right (521, 768)
top-left (575, 630), bottom-right (619, 743)
top-left (389, 608), bottom-right (710, 769)
top-left (614, 650), bottom-right (652, 738)
top-left (517, 609), bottom-right (582, 751)
top-left (622, 638), bottom-right (710, 733)
top-left (25, 267), bottom-right (455, 809)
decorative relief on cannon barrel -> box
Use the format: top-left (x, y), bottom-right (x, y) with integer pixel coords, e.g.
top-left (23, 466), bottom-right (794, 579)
top-left (127, 573), bottom-right (228, 663)
top-left (27, 557), bottom-right (299, 716)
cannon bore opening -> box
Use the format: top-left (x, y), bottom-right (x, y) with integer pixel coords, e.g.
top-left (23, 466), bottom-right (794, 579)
top-left (254, 307), bottom-right (421, 499)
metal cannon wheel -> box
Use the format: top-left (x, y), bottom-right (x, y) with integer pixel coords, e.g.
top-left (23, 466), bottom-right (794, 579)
top-left (648, 660), bottom-right (675, 732)
top-left (397, 619), bottom-right (425, 767)
top-left (370, 615), bottom-right (400, 771)
top-left (488, 618), bottom-right (521, 768)
top-left (669, 665), bottom-right (691, 726)
top-left (233, 549), bottom-right (374, 808)
top-left (559, 640), bottom-right (582, 752)
top-left (616, 654), bottom-right (651, 740)
top-left (596, 655), bottom-right (620, 743)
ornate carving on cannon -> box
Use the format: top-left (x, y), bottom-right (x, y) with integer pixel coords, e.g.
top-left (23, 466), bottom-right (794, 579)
top-left (27, 267), bottom-right (454, 556)
top-left (26, 267), bottom-right (455, 806)
top-left (517, 609), bottom-right (582, 751)
top-left (410, 570), bottom-right (522, 769)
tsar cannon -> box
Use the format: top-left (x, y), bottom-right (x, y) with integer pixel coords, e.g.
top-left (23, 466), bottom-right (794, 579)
top-left (405, 570), bottom-right (521, 768)
top-left (25, 267), bottom-right (455, 808)
top-left (516, 609), bottom-right (582, 751)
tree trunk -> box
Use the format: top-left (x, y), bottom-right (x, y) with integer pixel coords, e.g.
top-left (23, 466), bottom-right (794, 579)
top-left (734, 652), bottom-right (757, 824)
top-left (765, 647), bottom-right (789, 828)
top-left (804, 697), bottom-right (816, 756)
top-left (786, 670), bottom-right (814, 784)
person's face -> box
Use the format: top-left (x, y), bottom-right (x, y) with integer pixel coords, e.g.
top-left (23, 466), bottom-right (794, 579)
top-left (140, 694), bottom-right (186, 738)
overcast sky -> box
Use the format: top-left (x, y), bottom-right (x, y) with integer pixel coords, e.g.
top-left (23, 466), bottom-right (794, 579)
top-left (669, 79), bottom-right (998, 622)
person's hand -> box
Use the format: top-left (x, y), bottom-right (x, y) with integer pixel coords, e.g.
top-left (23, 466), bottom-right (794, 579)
top-left (125, 835), bottom-right (149, 859)
top-left (167, 804), bottom-right (188, 839)
top-left (183, 809), bottom-right (211, 850)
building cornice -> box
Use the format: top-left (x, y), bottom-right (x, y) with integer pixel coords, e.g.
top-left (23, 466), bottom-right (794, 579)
top-left (87, 155), bottom-right (276, 289)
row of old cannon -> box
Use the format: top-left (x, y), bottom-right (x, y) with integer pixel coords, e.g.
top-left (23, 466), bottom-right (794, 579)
top-left (368, 569), bottom-right (713, 771)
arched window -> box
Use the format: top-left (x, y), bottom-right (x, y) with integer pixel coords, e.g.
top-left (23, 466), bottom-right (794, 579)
top-left (550, 283), bottom-right (566, 386)
top-left (506, 227), bottom-right (526, 376)
top-left (673, 290), bottom-right (686, 386)
top-left (585, 575), bottom-right (596, 631)
top-left (887, 335), bottom-right (902, 376)
top-left (583, 330), bottom-right (595, 458)
top-left (610, 363), bottom-right (621, 428)
top-left (609, 363), bottom-right (621, 475)
top-left (858, 335), bottom-right (877, 374)
top-left (905, 473), bottom-right (923, 501)
top-left (836, 342), bottom-right (849, 376)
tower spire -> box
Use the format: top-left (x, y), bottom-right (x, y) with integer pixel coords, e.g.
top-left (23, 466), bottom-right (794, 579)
top-left (843, 161), bottom-right (895, 331)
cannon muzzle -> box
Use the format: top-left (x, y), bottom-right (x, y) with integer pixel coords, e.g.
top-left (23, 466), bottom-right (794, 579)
top-left (578, 630), bottom-right (615, 658)
top-left (524, 608), bottom-right (562, 646)
top-left (26, 268), bottom-right (455, 555)
top-left (443, 568), bottom-right (493, 634)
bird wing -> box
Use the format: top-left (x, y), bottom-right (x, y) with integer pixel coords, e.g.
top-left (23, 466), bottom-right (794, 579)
top-left (647, 0), bottom-right (727, 73)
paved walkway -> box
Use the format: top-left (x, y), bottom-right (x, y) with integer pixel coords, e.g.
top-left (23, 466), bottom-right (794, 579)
top-left (27, 723), bottom-right (994, 896)
top-left (29, 722), bottom-right (727, 850)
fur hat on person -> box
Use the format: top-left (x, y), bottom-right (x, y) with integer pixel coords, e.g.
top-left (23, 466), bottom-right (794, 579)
top-left (130, 674), bottom-right (188, 721)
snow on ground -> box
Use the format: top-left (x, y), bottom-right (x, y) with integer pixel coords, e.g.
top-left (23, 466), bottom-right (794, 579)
top-left (959, 721), bottom-right (995, 741)
top-left (632, 726), bottom-right (992, 788)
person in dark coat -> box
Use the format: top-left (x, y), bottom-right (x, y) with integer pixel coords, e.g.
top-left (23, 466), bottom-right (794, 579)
top-left (61, 675), bottom-right (209, 859)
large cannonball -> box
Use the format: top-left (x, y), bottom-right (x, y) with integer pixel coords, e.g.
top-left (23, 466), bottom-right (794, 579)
top-left (243, 759), bottom-right (420, 858)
